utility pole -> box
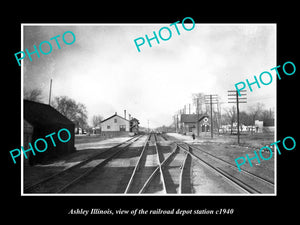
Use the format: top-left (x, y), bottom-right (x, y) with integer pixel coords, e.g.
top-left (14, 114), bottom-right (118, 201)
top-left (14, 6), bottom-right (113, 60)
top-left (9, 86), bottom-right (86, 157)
top-left (178, 109), bottom-right (181, 133)
top-left (196, 98), bottom-right (199, 136)
top-left (174, 114), bottom-right (179, 133)
top-left (176, 114), bottom-right (179, 133)
top-left (218, 101), bottom-right (225, 134)
top-left (228, 90), bottom-right (247, 144)
top-left (236, 91), bottom-right (240, 144)
top-left (174, 115), bottom-right (176, 132)
top-left (48, 79), bottom-right (52, 105)
top-left (210, 95), bottom-right (213, 138)
top-left (205, 94), bottom-right (218, 138)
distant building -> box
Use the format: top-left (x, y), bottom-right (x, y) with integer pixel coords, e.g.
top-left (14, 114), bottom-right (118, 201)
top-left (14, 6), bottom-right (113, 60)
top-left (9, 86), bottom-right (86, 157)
top-left (221, 118), bottom-right (275, 134)
top-left (99, 112), bottom-right (140, 138)
top-left (92, 126), bottom-right (101, 134)
top-left (101, 112), bottom-right (130, 132)
top-left (24, 100), bottom-right (75, 165)
top-left (255, 120), bottom-right (264, 133)
top-left (179, 114), bottom-right (209, 135)
top-left (255, 119), bottom-right (275, 133)
top-left (263, 118), bottom-right (275, 133)
top-left (130, 118), bottom-right (140, 134)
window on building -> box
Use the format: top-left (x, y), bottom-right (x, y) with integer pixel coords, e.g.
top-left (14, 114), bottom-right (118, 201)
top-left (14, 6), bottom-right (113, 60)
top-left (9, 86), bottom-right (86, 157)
top-left (107, 125), bottom-right (110, 129)
top-left (114, 118), bottom-right (117, 123)
top-left (189, 125), bottom-right (195, 132)
top-left (119, 125), bottom-right (126, 131)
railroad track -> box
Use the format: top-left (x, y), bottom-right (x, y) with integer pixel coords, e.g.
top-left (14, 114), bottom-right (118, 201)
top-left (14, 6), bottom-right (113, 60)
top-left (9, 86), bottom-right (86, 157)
top-left (25, 132), bottom-right (273, 194)
top-left (162, 133), bottom-right (274, 194)
top-left (125, 133), bottom-right (165, 194)
top-left (24, 135), bottom-right (143, 193)
top-left (125, 133), bottom-right (191, 194)
top-left (186, 144), bottom-right (274, 194)
top-left (177, 143), bottom-right (252, 194)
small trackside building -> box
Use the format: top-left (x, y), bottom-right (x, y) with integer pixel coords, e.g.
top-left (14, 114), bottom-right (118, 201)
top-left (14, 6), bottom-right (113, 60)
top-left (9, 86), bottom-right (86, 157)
top-left (179, 114), bottom-right (209, 135)
top-left (24, 100), bottom-right (75, 165)
top-left (100, 112), bottom-right (130, 138)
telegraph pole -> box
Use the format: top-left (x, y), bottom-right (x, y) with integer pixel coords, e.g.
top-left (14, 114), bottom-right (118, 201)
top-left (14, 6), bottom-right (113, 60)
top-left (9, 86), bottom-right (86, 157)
top-left (48, 78), bottom-right (52, 105)
top-left (196, 98), bottom-right (199, 136)
top-left (236, 91), bottom-right (240, 144)
top-left (210, 95), bottom-right (213, 138)
top-left (205, 94), bottom-right (218, 138)
top-left (218, 101), bottom-right (225, 134)
top-left (228, 90), bottom-right (247, 144)
top-left (176, 114), bottom-right (179, 133)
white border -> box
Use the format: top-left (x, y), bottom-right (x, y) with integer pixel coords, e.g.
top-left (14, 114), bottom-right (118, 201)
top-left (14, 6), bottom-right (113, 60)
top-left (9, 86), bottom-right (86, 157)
top-left (21, 23), bottom-right (277, 196)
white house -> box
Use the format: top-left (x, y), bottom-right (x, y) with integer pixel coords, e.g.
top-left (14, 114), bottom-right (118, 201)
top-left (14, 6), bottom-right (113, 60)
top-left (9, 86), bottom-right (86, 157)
top-left (101, 112), bottom-right (130, 132)
top-left (255, 120), bottom-right (264, 133)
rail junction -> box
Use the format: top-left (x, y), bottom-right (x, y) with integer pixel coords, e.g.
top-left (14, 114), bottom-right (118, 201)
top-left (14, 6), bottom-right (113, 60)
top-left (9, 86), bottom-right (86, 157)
top-left (24, 133), bottom-right (274, 194)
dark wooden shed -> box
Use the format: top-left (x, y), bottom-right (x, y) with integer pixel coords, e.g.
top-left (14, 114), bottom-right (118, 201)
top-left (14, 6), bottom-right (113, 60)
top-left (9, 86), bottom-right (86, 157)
top-left (24, 100), bottom-right (75, 165)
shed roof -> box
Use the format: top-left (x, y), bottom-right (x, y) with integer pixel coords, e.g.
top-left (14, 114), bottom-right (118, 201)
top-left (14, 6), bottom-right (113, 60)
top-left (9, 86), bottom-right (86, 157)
top-left (24, 100), bottom-right (74, 127)
top-left (180, 114), bottom-right (209, 123)
top-left (101, 113), bottom-right (129, 123)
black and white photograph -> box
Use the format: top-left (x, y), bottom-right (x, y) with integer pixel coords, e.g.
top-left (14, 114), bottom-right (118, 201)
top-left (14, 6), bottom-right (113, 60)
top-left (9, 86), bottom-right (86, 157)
top-left (4, 9), bottom-right (298, 221)
top-left (21, 23), bottom-right (276, 195)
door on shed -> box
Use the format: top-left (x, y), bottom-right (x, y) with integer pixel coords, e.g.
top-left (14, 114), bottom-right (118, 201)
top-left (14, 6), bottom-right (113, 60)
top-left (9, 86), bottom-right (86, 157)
top-left (119, 125), bottom-right (126, 131)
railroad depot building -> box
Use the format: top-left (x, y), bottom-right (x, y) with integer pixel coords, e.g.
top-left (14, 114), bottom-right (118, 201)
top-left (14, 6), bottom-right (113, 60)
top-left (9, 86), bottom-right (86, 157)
top-left (179, 114), bottom-right (209, 135)
top-left (24, 100), bottom-right (75, 165)
top-left (100, 112), bottom-right (139, 137)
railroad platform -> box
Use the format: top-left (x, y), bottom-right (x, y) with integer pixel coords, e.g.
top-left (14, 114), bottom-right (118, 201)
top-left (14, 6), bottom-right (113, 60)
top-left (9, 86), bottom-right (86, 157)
top-left (23, 136), bottom-right (133, 190)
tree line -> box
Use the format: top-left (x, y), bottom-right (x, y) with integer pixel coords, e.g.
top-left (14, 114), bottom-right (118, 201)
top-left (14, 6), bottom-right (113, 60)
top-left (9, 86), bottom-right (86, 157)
top-left (24, 88), bottom-right (103, 132)
top-left (192, 93), bottom-right (274, 131)
top-left (170, 93), bottom-right (274, 134)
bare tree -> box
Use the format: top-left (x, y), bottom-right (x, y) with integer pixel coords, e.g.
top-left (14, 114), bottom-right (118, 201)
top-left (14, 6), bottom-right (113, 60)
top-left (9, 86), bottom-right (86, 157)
top-left (24, 88), bottom-right (43, 102)
top-left (192, 93), bottom-right (205, 114)
top-left (259, 108), bottom-right (274, 121)
top-left (52, 96), bottom-right (88, 131)
top-left (212, 109), bottom-right (220, 134)
top-left (248, 102), bottom-right (264, 134)
top-left (92, 115), bottom-right (103, 128)
top-left (224, 105), bottom-right (236, 134)
top-left (239, 111), bottom-right (252, 126)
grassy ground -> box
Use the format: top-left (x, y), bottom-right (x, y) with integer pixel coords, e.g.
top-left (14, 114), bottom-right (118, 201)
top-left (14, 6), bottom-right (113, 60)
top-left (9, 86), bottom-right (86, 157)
top-left (166, 132), bottom-right (275, 183)
top-left (194, 132), bottom-right (275, 149)
top-left (193, 142), bottom-right (275, 183)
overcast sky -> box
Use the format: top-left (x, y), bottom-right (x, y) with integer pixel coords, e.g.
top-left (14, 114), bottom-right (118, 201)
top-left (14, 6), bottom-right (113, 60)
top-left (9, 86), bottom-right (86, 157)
top-left (23, 23), bottom-right (276, 128)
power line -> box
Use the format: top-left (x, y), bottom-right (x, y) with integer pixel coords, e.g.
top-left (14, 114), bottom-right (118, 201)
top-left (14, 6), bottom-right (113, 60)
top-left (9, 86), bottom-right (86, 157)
top-left (205, 94), bottom-right (218, 139)
top-left (228, 90), bottom-right (247, 145)
top-left (48, 78), bottom-right (52, 105)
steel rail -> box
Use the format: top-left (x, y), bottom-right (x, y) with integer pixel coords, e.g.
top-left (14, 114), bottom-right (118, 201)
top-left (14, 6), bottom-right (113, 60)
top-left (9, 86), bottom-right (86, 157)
top-left (24, 135), bottom-right (140, 193)
top-left (178, 144), bottom-right (190, 194)
top-left (177, 143), bottom-right (253, 194)
top-left (139, 143), bottom-right (178, 194)
top-left (153, 133), bottom-right (167, 194)
top-left (189, 144), bottom-right (274, 187)
top-left (124, 134), bottom-right (151, 193)
top-left (58, 135), bottom-right (143, 193)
